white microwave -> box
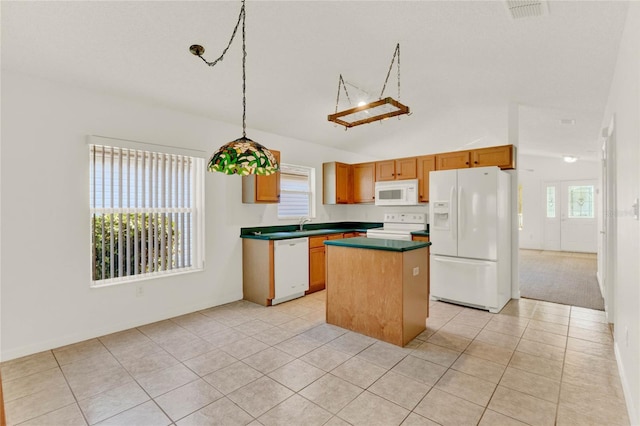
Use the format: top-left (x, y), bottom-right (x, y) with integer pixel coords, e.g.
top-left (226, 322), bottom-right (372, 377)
top-left (375, 179), bottom-right (419, 206)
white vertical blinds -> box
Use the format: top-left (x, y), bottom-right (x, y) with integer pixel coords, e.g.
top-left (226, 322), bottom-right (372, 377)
top-left (278, 164), bottom-right (313, 218)
top-left (89, 144), bottom-right (204, 285)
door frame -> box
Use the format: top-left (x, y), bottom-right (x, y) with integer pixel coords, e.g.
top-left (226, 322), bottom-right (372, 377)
top-left (601, 116), bottom-right (616, 323)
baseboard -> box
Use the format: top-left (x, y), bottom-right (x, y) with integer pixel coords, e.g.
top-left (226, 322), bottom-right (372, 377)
top-left (0, 292), bottom-right (243, 362)
top-left (614, 341), bottom-right (639, 426)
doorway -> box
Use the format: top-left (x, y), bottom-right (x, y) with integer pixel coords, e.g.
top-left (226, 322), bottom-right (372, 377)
top-left (542, 180), bottom-right (598, 252)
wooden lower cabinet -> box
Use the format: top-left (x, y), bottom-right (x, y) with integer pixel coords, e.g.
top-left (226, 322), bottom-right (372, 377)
top-left (308, 246), bottom-right (326, 294)
top-left (307, 233), bottom-right (345, 294)
top-left (326, 245), bottom-right (429, 346)
top-left (307, 235), bottom-right (328, 294)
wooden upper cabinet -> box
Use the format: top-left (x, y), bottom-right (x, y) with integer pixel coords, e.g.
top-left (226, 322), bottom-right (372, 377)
top-left (352, 162), bottom-right (375, 203)
top-left (416, 155), bottom-right (436, 203)
top-left (323, 162), bottom-right (352, 204)
top-left (395, 157), bottom-right (417, 180)
top-left (336, 162), bottom-right (352, 204)
top-left (435, 151), bottom-right (470, 170)
top-left (242, 149), bottom-right (280, 203)
top-left (375, 160), bottom-right (396, 181)
top-left (471, 145), bottom-right (516, 169)
top-left (376, 158), bottom-right (417, 181)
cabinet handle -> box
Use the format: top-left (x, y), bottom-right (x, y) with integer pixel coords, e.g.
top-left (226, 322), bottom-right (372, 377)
top-left (474, 161), bottom-right (478, 164)
top-left (397, 173), bottom-right (401, 176)
top-left (465, 162), bottom-right (469, 165)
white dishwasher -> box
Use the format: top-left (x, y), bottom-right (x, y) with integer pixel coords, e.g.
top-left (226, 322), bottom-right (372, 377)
top-left (273, 237), bottom-right (309, 305)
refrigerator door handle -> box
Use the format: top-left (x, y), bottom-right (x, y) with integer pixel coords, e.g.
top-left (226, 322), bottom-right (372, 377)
top-left (449, 186), bottom-right (456, 240)
top-left (458, 185), bottom-right (464, 240)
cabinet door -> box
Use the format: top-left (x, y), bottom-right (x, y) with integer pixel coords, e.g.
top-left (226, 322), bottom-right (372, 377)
top-left (342, 232), bottom-right (356, 238)
top-left (336, 162), bottom-right (352, 204)
top-left (411, 235), bottom-right (430, 242)
top-left (395, 157), bottom-right (417, 180)
top-left (353, 162), bottom-right (375, 203)
top-left (308, 246), bottom-right (326, 294)
top-left (375, 160), bottom-right (396, 181)
top-left (435, 151), bottom-right (470, 170)
top-left (309, 235), bottom-right (327, 249)
top-left (327, 233), bottom-right (344, 240)
top-left (416, 155), bottom-right (436, 202)
top-left (471, 145), bottom-right (515, 169)
top-left (255, 150), bottom-right (281, 202)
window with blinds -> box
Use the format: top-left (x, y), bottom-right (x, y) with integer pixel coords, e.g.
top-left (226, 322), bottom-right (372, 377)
top-left (277, 164), bottom-right (314, 218)
top-left (89, 144), bottom-right (204, 286)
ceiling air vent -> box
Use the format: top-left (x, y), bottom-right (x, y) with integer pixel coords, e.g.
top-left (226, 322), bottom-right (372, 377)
top-left (505, 0), bottom-right (549, 19)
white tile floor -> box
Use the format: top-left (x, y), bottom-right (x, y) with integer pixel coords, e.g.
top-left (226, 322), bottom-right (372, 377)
top-left (1, 292), bottom-right (631, 425)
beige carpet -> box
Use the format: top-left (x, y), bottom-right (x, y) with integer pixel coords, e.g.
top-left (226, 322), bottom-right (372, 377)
top-left (519, 249), bottom-right (604, 310)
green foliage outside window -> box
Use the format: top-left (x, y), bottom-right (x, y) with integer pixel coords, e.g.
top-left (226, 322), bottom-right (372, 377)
top-left (92, 214), bottom-right (182, 281)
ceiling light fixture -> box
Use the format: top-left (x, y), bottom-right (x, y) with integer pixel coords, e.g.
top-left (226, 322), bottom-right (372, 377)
top-left (563, 155), bottom-right (578, 163)
top-left (189, 0), bottom-right (278, 176)
top-left (328, 44), bottom-right (410, 129)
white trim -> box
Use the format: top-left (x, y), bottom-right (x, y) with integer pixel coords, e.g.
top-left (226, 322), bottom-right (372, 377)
top-left (0, 290), bottom-right (242, 362)
top-left (90, 266), bottom-right (204, 288)
top-left (88, 135), bottom-right (207, 158)
top-left (614, 341), bottom-right (638, 426)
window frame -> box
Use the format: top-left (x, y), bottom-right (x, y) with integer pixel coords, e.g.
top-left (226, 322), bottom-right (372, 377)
top-left (88, 136), bottom-right (205, 288)
top-left (277, 163), bottom-right (315, 219)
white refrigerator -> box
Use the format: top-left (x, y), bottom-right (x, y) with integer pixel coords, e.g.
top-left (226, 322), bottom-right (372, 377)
top-left (429, 166), bottom-right (511, 313)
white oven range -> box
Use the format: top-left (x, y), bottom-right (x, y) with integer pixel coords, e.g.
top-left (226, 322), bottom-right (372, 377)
top-left (366, 213), bottom-right (428, 241)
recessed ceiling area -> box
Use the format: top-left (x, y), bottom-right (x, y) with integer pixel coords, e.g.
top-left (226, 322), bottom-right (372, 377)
top-left (1, 1), bottom-right (629, 162)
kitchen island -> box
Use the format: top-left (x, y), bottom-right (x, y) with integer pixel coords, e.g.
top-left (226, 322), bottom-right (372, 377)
top-left (324, 237), bottom-right (431, 347)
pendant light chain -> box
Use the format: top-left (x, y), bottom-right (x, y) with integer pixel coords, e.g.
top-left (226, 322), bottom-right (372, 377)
top-left (195, 3), bottom-right (244, 69)
top-left (379, 43), bottom-right (401, 100)
top-left (241, 0), bottom-right (246, 138)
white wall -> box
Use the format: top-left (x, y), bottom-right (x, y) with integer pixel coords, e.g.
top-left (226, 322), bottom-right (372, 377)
top-left (599, 3), bottom-right (640, 423)
top-left (518, 154), bottom-right (599, 250)
top-left (0, 72), bottom-right (376, 361)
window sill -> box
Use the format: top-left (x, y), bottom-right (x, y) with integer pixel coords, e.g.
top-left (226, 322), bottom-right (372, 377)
top-left (90, 267), bottom-right (204, 288)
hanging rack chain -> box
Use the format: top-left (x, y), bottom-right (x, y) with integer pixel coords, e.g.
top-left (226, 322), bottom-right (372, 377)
top-left (379, 43), bottom-right (401, 100)
top-left (196, 2), bottom-right (245, 68)
top-left (334, 74), bottom-right (353, 114)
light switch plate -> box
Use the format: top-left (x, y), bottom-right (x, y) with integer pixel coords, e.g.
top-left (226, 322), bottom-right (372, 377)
top-left (413, 267), bottom-right (419, 276)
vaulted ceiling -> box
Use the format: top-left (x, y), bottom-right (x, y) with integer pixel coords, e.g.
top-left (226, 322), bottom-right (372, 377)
top-left (1, 1), bottom-right (629, 161)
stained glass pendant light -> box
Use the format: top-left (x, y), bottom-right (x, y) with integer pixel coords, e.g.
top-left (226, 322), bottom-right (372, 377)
top-left (328, 43), bottom-right (410, 129)
top-left (190, 0), bottom-right (278, 176)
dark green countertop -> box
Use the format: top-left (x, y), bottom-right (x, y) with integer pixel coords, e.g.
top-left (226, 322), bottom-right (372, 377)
top-left (324, 237), bottom-right (431, 252)
top-left (240, 222), bottom-right (383, 241)
top-left (410, 230), bottom-right (430, 237)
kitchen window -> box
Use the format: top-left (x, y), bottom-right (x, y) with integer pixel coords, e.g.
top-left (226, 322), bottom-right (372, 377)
top-left (89, 139), bottom-right (205, 286)
top-left (278, 164), bottom-right (315, 219)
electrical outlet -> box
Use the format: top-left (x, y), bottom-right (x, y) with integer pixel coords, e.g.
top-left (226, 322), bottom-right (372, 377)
top-left (413, 267), bottom-right (419, 276)
top-left (136, 286), bottom-right (144, 298)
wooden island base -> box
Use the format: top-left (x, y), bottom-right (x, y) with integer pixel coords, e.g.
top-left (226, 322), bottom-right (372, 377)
top-left (325, 243), bottom-right (429, 347)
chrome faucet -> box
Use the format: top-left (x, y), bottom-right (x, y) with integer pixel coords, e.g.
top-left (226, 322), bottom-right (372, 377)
top-left (299, 217), bottom-right (311, 231)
